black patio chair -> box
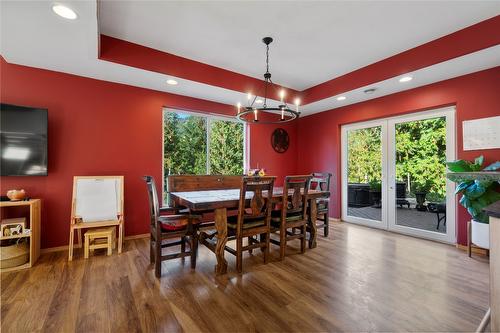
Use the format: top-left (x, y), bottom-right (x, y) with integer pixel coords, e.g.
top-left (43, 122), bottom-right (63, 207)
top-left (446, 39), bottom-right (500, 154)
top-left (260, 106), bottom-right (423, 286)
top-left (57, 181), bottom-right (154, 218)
top-left (428, 202), bottom-right (446, 230)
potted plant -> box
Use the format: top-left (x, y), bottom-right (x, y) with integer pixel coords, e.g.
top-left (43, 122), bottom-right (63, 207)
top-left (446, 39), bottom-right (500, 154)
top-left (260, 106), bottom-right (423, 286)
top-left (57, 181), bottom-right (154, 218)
top-left (369, 180), bottom-right (382, 208)
top-left (447, 155), bottom-right (500, 249)
top-left (412, 180), bottom-right (432, 211)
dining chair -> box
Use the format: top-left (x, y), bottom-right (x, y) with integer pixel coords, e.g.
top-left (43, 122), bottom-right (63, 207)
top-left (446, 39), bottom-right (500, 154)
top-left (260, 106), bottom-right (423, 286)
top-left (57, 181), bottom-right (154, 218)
top-left (271, 175), bottom-right (312, 260)
top-left (225, 176), bottom-right (275, 273)
top-left (308, 172), bottom-right (332, 237)
top-left (143, 175), bottom-right (200, 278)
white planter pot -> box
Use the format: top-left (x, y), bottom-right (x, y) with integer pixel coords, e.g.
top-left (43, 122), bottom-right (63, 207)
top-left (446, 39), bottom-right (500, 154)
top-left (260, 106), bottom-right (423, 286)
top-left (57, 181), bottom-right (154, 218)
top-left (471, 219), bottom-right (489, 249)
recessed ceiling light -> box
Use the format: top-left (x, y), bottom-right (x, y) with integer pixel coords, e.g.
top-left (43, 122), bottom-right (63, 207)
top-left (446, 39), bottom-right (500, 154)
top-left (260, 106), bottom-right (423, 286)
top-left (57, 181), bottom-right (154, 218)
top-left (52, 4), bottom-right (78, 20)
top-left (336, 96), bottom-right (346, 101)
top-left (399, 76), bottom-right (413, 83)
top-left (166, 79), bottom-right (178, 85)
top-left (255, 99), bottom-right (263, 104)
top-left (364, 88), bottom-right (377, 94)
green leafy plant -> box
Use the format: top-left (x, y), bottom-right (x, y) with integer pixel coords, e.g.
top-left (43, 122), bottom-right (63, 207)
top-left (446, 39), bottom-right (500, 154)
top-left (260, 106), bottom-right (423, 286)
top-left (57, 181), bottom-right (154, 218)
top-left (369, 180), bottom-right (382, 192)
top-left (446, 155), bottom-right (500, 223)
top-left (412, 180), bottom-right (432, 194)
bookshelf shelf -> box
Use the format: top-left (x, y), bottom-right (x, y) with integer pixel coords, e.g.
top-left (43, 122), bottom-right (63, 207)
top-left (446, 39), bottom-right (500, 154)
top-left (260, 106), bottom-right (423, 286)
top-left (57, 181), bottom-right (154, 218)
top-left (0, 199), bottom-right (41, 273)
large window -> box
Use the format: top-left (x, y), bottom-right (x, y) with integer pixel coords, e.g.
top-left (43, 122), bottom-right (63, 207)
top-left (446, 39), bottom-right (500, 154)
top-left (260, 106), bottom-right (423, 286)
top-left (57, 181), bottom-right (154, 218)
top-left (163, 109), bottom-right (245, 178)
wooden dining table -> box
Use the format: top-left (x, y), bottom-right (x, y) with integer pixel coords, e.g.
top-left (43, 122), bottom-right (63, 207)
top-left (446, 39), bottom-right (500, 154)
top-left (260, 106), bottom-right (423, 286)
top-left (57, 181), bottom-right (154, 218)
top-left (171, 188), bottom-right (330, 275)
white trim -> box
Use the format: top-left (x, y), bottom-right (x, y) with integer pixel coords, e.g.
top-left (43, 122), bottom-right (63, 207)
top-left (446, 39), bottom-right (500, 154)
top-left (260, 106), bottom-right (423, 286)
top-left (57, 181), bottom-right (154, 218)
top-left (341, 106), bottom-right (457, 244)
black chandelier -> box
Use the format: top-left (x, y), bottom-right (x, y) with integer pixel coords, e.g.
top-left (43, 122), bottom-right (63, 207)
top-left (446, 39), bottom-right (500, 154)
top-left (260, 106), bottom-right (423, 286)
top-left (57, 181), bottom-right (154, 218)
top-left (236, 37), bottom-right (300, 124)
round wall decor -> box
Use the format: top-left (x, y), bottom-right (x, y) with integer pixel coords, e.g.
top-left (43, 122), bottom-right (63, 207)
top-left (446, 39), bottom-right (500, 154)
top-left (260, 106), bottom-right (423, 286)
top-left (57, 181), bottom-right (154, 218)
top-left (271, 128), bottom-right (289, 153)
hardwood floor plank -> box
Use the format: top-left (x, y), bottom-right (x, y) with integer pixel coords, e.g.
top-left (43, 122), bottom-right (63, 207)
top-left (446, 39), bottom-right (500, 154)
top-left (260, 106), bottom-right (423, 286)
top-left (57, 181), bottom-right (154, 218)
top-left (107, 276), bottom-right (142, 333)
top-left (1, 251), bottom-right (65, 332)
top-left (1, 222), bottom-right (490, 333)
top-left (41, 258), bottom-right (85, 333)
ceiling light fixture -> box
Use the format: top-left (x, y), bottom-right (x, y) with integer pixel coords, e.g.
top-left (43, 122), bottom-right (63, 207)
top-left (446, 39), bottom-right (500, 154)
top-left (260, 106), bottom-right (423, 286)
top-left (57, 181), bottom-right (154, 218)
top-left (52, 4), bottom-right (78, 20)
top-left (399, 76), bottom-right (413, 83)
top-left (166, 79), bottom-right (178, 85)
top-left (336, 96), bottom-right (347, 101)
top-left (236, 37), bottom-right (300, 124)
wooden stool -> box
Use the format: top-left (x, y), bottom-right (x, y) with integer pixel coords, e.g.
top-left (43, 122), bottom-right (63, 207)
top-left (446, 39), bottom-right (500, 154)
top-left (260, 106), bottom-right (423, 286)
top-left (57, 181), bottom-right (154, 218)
top-left (84, 227), bottom-right (116, 259)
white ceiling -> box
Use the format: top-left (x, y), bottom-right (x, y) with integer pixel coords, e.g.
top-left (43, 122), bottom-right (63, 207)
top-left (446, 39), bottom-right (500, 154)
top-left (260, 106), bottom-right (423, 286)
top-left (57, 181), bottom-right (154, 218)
top-left (1, 1), bottom-right (499, 117)
top-left (99, 0), bottom-right (500, 90)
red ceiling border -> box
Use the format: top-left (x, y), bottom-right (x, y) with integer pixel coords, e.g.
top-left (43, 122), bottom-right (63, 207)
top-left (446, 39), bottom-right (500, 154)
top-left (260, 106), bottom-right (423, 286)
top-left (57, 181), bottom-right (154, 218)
top-left (99, 15), bottom-right (500, 106)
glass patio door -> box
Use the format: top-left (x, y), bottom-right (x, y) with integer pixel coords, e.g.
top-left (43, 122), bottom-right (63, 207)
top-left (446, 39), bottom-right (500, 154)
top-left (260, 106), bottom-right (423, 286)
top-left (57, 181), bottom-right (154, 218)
top-left (342, 107), bottom-right (456, 243)
top-left (387, 108), bottom-right (456, 243)
top-left (341, 120), bottom-right (388, 230)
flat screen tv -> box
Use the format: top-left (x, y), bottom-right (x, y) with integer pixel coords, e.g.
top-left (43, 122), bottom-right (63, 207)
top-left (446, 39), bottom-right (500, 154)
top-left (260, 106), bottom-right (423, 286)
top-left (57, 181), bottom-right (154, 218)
top-left (1, 103), bottom-right (48, 176)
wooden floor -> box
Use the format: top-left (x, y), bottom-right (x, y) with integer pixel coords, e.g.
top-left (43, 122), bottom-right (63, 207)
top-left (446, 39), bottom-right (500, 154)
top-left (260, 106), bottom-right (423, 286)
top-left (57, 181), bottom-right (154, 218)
top-left (1, 222), bottom-right (490, 332)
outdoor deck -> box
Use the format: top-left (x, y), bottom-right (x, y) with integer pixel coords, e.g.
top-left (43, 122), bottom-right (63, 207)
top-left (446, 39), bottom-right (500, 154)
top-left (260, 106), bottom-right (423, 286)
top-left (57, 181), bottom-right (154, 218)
top-left (347, 205), bottom-right (446, 233)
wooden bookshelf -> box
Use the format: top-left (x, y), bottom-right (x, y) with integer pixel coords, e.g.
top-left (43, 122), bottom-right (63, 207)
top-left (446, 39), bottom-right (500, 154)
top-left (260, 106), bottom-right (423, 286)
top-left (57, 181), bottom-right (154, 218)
top-left (0, 199), bottom-right (41, 273)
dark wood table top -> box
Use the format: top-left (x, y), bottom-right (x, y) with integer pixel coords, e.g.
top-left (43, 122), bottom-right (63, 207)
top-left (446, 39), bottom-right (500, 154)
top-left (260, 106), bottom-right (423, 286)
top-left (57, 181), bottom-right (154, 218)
top-left (171, 188), bottom-right (329, 211)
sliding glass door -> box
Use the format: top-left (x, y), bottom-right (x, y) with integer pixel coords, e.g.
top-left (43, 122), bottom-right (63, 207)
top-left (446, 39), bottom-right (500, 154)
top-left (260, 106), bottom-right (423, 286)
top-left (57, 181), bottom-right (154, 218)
top-left (342, 107), bottom-right (456, 243)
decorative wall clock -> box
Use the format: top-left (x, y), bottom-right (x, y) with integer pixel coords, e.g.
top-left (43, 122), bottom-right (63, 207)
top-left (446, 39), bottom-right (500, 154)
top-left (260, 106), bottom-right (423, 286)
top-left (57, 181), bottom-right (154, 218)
top-left (271, 128), bottom-right (289, 153)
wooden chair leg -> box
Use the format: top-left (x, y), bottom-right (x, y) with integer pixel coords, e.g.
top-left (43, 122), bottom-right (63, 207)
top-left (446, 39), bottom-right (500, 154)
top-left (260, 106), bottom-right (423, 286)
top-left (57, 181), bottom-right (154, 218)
top-left (68, 227), bottom-right (74, 261)
top-left (467, 220), bottom-right (472, 258)
top-left (190, 234), bottom-right (198, 269)
top-left (323, 213), bottom-right (329, 237)
top-left (279, 226), bottom-right (286, 260)
top-left (301, 225), bottom-right (306, 254)
top-left (150, 233), bottom-right (155, 264)
top-left (181, 236), bottom-right (186, 253)
top-left (263, 233), bottom-right (269, 264)
top-left (236, 237), bottom-right (243, 273)
top-left (248, 236), bottom-right (253, 254)
top-left (155, 225), bottom-right (162, 278)
top-left (260, 233), bottom-right (266, 253)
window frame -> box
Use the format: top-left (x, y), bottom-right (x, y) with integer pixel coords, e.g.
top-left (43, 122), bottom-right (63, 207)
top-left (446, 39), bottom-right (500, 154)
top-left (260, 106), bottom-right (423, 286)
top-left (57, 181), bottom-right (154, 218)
top-left (161, 108), bottom-right (248, 203)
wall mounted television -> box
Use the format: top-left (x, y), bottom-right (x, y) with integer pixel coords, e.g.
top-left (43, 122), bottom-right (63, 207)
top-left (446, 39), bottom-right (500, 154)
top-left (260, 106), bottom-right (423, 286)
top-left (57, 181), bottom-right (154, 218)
top-left (1, 103), bottom-right (48, 176)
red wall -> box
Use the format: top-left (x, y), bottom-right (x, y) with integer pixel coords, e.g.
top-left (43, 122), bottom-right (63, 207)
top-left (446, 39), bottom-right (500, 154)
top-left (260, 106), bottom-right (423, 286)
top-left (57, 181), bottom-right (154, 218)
top-left (0, 57), bottom-right (296, 248)
top-left (297, 67), bottom-right (500, 245)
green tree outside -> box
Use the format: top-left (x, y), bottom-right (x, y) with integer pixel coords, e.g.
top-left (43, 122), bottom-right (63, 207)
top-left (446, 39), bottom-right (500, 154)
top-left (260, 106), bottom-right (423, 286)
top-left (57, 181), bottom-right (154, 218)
top-left (209, 119), bottom-right (244, 175)
top-left (163, 111), bottom-right (244, 176)
top-left (347, 117), bottom-right (446, 201)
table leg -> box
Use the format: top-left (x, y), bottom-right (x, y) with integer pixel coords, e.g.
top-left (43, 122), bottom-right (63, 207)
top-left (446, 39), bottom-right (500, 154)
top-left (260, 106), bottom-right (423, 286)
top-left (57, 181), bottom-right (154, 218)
top-left (214, 207), bottom-right (228, 275)
top-left (308, 199), bottom-right (318, 249)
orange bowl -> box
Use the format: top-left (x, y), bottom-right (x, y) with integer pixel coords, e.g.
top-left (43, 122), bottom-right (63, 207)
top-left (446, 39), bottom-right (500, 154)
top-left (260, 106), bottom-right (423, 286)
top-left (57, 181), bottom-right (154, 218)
top-left (6, 189), bottom-right (26, 201)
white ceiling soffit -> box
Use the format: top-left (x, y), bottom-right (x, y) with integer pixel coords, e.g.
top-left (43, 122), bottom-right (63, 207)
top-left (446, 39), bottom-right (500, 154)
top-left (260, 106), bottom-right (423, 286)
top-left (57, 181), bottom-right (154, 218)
top-left (0, 1), bottom-right (499, 116)
top-left (98, 0), bottom-right (500, 90)
top-left (300, 44), bottom-right (500, 116)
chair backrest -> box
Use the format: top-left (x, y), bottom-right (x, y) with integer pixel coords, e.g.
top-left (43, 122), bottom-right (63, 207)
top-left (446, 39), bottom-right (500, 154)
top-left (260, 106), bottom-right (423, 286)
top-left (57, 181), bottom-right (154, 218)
top-left (310, 172), bottom-right (331, 192)
top-left (166, 175), bottom-right (243, 206)
top-left (282, 175), bottom-right (312, 220)
top-left (236, 176), bottom-right (275, 235)
top-left (72, 176), bottom-right (123, 223)
top-left (143, 175), bottom-right (160, 226)
top-left (167, 175), bottom-right (242, 192)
